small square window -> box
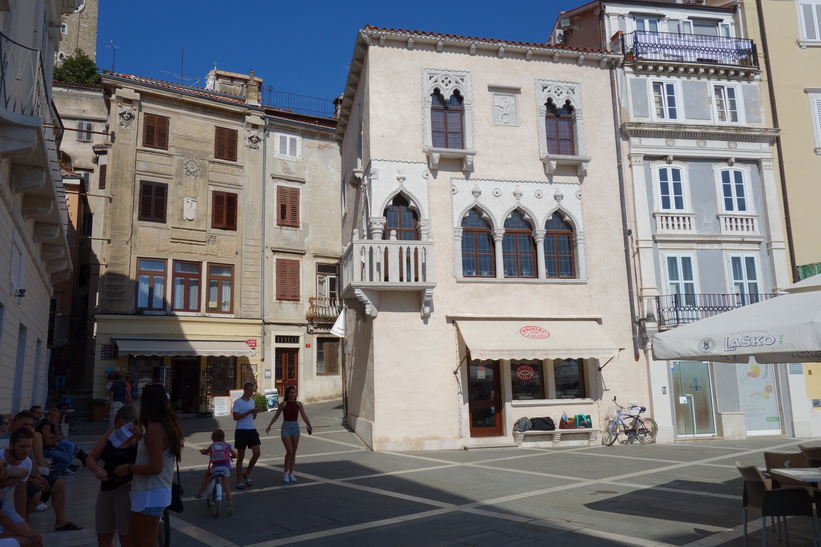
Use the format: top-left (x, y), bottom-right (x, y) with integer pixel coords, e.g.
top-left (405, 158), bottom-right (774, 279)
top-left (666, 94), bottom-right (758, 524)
top-left (142, 114), bottom-right (169, 150)
top-left (275, 133), bottom-right (301, 159)
top-left (214, 126), bottom-right (238, 161)
top-left (138, 181), bottom-right (168, 223)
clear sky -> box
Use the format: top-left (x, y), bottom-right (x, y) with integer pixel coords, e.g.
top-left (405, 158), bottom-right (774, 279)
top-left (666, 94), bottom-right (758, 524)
top-left (96, 1), bottom-right (583, 106)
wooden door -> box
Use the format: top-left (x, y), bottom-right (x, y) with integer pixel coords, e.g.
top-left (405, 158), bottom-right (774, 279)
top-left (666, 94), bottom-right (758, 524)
top-left (468, 360), bottom-right (503, 437)
top-left (275, 348), bottom-right (298, 397)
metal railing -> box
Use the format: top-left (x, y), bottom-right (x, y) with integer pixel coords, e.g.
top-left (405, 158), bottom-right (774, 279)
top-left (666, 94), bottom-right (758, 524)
top-left (307, 297), bottom-right (342, 325)
top-left (342, 235), bottom-right (434, 289)
top-left (0, 30), bottom-right (48, 119)
top-left (655, 292), bottom-right (776, 328)
top-left (264, 88), bottom-right (336, 118)
top-left (622, 31), bottom-right (758, 68)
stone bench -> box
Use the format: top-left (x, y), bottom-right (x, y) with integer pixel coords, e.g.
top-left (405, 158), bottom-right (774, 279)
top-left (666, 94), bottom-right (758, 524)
top-left (513, 428), bottom-right (600, 447)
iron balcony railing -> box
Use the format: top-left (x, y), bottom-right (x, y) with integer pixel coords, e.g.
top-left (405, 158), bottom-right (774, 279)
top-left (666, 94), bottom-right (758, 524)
top-left (264, 88), bottom-right (336, 118)
top-left (622, 31), bottom-right (758, 68)
top-left (656, 292), bottom-right (777, 329)
top-left (306, 297), bottom-right (342, 326)
top-left (0, 30), bottom-right (48, 119)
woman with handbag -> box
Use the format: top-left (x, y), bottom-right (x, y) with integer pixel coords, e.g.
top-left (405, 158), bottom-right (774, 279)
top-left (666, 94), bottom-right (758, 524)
top-left (115, 384), bottom-right (183, 547)
top-left (86, 405), bottom-right (139, 547)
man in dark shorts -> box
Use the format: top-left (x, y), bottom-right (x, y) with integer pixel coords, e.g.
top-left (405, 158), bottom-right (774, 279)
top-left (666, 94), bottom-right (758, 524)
top-left (232, 382), bottom-right (260, 489)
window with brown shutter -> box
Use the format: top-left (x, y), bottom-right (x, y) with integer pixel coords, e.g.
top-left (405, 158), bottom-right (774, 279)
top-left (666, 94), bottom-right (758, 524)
top-left (98, 163), bottom-right (107, 190)
top-left (138, 181), bottom-right (168, 223)
top-left (214, 126), bottom-right (238, 161)
top-left (276, 258), bottom-right (300, 301)
top-left (142, 114), bottom-right (169, 150)
top-left (211, 191), bottom-right (238, 230)
top-left (276, 186), bottom-right (300, 227)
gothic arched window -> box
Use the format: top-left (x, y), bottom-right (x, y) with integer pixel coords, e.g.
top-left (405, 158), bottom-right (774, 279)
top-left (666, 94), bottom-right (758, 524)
top-left (503, 211), bottom-right (536, 278)
top-left (431, 88), bottom-right (464, 149)
top-left (461, 209), bottom-right (494, 277)
top-left (545, 98), bottom-right (575, 155)
top-left (544, 213), bottom-right (575, 278)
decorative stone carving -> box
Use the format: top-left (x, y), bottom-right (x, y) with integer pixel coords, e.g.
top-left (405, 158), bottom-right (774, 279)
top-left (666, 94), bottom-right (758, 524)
top-left (493, 93), bottom-right (517, 126)
top-left (697, 140), bottom-right (707, 148)
top-left (534, 190), bottom-right (543, 199)
top-left (118, 107), bottom-right (135, 128)
top-left (462, 155), bottom-right (474, 172)
top-left (184, 197), bottom-right (197, 221)
top-left (206, 234), bottom-right (217, 245)
top-left (421, 288), bottom-right (434, 319)
top-left (471, 185), bottom-right (481, 199)
top-left (428, 152), bottom-right (440, 170)
top-left (451, 184), bottom-right (458, 195)
top-left (396, 171), bottom-right (406, 184)
top-left (247, 132), bottom-right (261, 150)
top-left (184, 157), bottom-right (200, 178)
top-left (492, 188), bottom-right (502, 197)
top-left (369, 217), bottom-right (386, 239)
top-left (513, 186), bottom-right (523, 201)
top-left (728, 141), bottom-right (738, 149)
top-left (554, 188), bottom-right (564, 202)
top-left (665, 139), bottom-right (675, 147)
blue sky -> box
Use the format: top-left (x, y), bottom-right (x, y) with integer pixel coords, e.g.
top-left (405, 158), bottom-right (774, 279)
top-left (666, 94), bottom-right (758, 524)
top-left (96, 1), bottom-right (582, 106)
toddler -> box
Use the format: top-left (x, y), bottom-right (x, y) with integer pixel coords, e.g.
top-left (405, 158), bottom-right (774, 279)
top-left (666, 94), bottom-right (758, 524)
top-left (195, 429), bottom-right (237, 514)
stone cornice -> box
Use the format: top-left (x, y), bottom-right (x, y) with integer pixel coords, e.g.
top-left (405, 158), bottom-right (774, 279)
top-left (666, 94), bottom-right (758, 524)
top-left (621, 122), bottom-right (780, 143)
top-left (627, 61), bottom-right (760, 81)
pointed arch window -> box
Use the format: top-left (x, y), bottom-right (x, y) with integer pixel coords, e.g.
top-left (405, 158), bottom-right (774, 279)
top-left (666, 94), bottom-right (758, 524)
top-left (545, 98), bottom-right (575, 155)
top-left (431, 88), bottom-right (464, 149)
top-left (544, 214), bottom-right (575, 278)
top-left (503, 211), bottom-right (536, 278)
top-left (461, 209), bottom-right (495, 277)
top-left (384, 195), bottom-right (418, 240)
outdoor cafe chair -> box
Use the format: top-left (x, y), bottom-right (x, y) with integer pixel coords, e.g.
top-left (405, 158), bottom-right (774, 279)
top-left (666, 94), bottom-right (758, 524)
top-left (764, 451), bottom-right (812, 491)
top-left (799, 445), bottom-right (821, 468)
top-left (736, 462), bottom-right (817, 546)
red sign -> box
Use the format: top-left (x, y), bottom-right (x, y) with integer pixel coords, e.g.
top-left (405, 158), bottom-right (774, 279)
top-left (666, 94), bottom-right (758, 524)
top-left (515, 365), bottom-right (536, 380)
top-left (246, 339), bottom-right (257, 348)
top-left (519, 326), bottom-right (550, 339)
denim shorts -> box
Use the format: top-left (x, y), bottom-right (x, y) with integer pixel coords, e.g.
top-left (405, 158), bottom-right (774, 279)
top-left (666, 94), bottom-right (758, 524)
top-left (139, 505), bottom-right (165, 517)
top-left (281, 420), bottom-right (300, 437)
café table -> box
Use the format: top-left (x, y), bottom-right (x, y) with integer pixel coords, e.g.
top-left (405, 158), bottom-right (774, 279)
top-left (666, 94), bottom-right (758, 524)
top-left (769, 467), bottom-right (821, 484)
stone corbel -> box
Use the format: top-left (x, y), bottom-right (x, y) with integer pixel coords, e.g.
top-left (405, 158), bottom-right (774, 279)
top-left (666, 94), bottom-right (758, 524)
top-left (576, 161), bottom-right (589, 177)
top-left (41, 244), bottom-right (65, 261)
top-left (421, 288), bottom-right (434, 319)
top-left (46, 258), bottom-right (70, 274)
top-left (33, 222), bottom-right (61, 243)
top-left (427, 151), bottom-right (441, 171)
top-left (51, 269), bottom-right (71, 284)
top-left (354, 288), bottom-right (379, 318)
top-left (543, 159), bottom-right (558, 176)
top-left (541, 154), bottom-right (591, 177)
top-left (350, 167), bottom-right (364, 187)
top-left (22, 195), bottom-right (54, 220)
top-left (10, 165), bottom-right (46, 194)
top-left (0, 124), bottom-right (37, 161)
top-left (369, 217), bottom-right (386, 239)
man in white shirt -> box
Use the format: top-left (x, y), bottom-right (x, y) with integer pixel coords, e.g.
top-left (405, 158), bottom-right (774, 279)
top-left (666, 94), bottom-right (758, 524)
top-left (232, 382), bottom-right (260, 490)
top-left (0, 428), bottom-right (42, 546)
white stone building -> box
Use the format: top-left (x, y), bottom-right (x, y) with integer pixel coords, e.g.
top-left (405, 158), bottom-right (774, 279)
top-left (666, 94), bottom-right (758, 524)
top-left (337, 26), bottom-right (644, 451)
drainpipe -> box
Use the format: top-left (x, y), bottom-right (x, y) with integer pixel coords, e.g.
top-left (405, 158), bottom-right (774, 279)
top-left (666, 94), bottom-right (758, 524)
top-left (753, 0), bottom-right (797, 281)
top-left (260, 120), bottom-right (268, 377)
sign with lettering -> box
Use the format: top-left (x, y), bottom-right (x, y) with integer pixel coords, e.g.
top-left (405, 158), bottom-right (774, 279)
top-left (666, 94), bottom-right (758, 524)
top-left (100, 344), bottom-right (119, 360)
top-left (212, 396), bottom-right (232, 417)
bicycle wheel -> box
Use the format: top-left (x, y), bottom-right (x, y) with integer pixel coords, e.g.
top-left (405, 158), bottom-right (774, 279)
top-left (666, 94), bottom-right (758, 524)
top-left (636, 418), bottom-right (658, 444)
top-left (68, 419), bottom-right (79, 432)
top-left (602, 420), bottom-right (618, 446)
top-left (211, 482), bottom-right (221, 517)
top-left (158, 508), bottom-right (170, 547)
top-left (206, 478), bottom-right (214, 507)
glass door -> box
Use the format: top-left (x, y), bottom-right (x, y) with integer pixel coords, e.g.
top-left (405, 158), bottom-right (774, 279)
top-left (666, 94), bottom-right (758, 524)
top-left (670, 361), bottom-right (716, 437)
top-left (468, 360), bottom-right (503, 437)
top-left (736, 361), bottom-right (782, 436)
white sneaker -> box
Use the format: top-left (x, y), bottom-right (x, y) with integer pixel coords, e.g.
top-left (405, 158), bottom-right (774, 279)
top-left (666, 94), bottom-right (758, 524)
top-left (283, 473), bottom-right (290, 483)
top-left (35, 502), bottom-right (49, 512)
top-left (289, 473), bottom-right (296, 482)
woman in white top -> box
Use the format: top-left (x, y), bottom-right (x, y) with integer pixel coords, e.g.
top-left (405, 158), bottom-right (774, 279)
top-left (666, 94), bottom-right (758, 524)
top-left (115, 384), bottom-right (182, 547)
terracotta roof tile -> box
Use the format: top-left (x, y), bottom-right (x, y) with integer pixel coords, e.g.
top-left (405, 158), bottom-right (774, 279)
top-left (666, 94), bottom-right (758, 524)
top-left (104, 73), bottom-right (247, 104)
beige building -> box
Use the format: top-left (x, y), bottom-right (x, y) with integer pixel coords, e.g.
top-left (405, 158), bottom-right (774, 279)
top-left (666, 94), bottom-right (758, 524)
top-left (337, 26), bottom-right (643, 451)
top-left (0, 0), bottom-right (76, 411)
top-left (56, 0), bottom-right (98, 64)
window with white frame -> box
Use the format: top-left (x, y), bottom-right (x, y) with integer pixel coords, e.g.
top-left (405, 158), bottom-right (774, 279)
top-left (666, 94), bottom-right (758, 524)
top-left (799, 1), bottom-right (821, 42)
top-left (809, 92), bottom-right (821, 153)
top-left (656, 166), bottom-right (686, 211)
top-left (713, 85), bottom-right (741, 123)
top-left (8, 242), bottom-right (23, 294)
top-left (275, 133), bottom-right (301, 160)
top-left (719, 169), bottom-right (749, 213)
top-left (76, 120), bottom-right (93, 142)
top-left (535, 80), bottom-right (587, 167)
top-left (668, 19), bottom-right (693, 34)
top-left (634, 16), bottom-right (659, 32)
top-left (728, 254), bottom-right (760, 305)
top-left (652, 81), bottom-right (679, 120)
top-left (422, 69), bottom-right (474, 162)
top-left (665, 254), bottom-right (697, 309)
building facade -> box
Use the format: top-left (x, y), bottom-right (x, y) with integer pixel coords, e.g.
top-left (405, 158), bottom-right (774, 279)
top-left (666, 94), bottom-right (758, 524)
top-left (56, 0), bottom-right (98, 65)
top-left (337, 26), bottom-right (643, 451)
top-left (0, 0), bottom-right (76, 411)
top-left (552, 0), bottom-right (799, 442)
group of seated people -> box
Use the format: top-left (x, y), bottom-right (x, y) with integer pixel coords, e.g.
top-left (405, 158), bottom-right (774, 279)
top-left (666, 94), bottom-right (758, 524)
top-left (0, 407), bottom-right (85, 546)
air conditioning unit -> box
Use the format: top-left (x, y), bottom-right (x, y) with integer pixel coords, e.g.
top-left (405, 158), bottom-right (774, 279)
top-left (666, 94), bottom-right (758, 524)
top-left (560, 17), bottom-right (572, 29)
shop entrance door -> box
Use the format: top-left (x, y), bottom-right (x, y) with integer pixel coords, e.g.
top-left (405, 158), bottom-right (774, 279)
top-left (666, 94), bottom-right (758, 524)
top-left (171, 357), bottom-right (200, 414)
top-left (468, 360), bottom-right (503, 437)
top-left (275, 348), bottom-right (298, 397)
top-left (670, 361), bottom-right (716, 437)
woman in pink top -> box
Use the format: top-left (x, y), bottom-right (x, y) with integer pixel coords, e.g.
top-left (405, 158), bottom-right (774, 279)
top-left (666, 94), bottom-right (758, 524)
top-left (265, 386), bottom-right (312, 483)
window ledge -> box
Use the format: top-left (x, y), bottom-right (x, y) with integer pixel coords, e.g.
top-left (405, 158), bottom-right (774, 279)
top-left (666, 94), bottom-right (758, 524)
top-left (815, 147), bottom-right (821, 157)
top-left (425, 147), bottom-right (476, 172)
top-left (798, 40), bottom-right (821, 49)
top-left (511, 398), bottom-right (594, 408)
top-left (540, 154), bottom-right (591, 176)
top-left (456, 277), bottom-right (586, 284)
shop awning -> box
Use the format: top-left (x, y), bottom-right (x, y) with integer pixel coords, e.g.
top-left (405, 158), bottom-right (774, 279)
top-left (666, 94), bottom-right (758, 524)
top-left (455, 320), bottom-right (621, 361)
top-left (113, 339), bottom-right (256, 357)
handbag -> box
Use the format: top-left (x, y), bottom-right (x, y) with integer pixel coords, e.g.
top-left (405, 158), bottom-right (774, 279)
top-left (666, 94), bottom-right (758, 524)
top-left (168, 460), bottom-right (184, 513)
top-left (558, 412), bottom-right (576, 429)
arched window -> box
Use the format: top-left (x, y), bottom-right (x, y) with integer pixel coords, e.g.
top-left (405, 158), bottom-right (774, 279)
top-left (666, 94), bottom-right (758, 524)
top-left (503, 211), bottom-right (536, 278)
top-left (545, 98), bottom-right (575, 155)
top-left (544, 214), bottom-right (575, 278)
top-left (461, 209), bottom-right (494, 277)
top-left (431, 88), bottom-right (464, 149)
top-left (384, 195), bottom-right (418, 240)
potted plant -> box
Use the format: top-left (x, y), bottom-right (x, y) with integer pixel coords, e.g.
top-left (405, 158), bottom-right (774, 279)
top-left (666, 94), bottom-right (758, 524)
top-left (252, 393), bottom-right (269, 412)
top-left (88, 398), bottom-right (107, 422)
top-left (624, 49), bottom-right (635, 62)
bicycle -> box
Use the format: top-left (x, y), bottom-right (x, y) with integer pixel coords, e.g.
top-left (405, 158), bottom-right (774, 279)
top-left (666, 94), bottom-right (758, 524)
top-left (64, 409), bottom-right (79, 433)
top-left (602, 396), bottom-right (658, 445)
top-left (205, 467), bottom-right (230, 517)
top-left (157, 507), bottom-right (170, 547)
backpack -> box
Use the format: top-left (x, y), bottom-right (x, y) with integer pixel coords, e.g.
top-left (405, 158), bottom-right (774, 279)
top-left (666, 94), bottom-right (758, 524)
top-left (530, 417), bottom-right (556, 431)
top-left (513, 417), bottom-right (532, 432)
top-left (209, 442), bottom-right (230, 466)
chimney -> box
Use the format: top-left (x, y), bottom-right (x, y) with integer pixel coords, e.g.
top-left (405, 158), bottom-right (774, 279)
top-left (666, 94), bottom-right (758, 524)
top-left (246, 69), bottom-right (260, 106)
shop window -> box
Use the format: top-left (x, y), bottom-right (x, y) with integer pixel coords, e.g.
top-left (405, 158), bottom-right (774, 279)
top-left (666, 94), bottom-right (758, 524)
top-left (207, 263), bottom-right (233, 313)
top-left (206, 356), bottom-right (235, 396)
top-left (136, 258), bottom-right (166, 311)
top-left (128, 356), bottom-right (164, 399)
top-left (554, 358), bottom-right (586, 399)
top-left (511, 360), bottom-right (545, 400)
top-left (317, 338), bottom-right (340, 375)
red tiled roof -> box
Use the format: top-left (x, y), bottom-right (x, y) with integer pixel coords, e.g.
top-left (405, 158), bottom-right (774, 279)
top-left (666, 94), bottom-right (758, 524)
top-left (362, 25), bottom-right (613, 55)
top-left (104, 73), bottom-right (248, 105)
top-left (53, 80), bottom-right (103, 90)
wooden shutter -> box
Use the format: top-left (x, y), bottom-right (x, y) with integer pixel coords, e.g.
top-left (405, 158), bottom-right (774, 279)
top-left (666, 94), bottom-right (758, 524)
top-left (225, 193), bottom-right (237, 230)
top-left (143, 114), bottom-right (169, 149)
top-left (277, 186), bottom-right (299, 227)
top-left (139, 182), bottom-right (167, 222)
top-left (139, 183), bottom-right (153, 219)
top-left (153, 184), bottom-right (167, 222)
top-left (214, 127), bottom-right (238, 161)
top-left (156, 116), bottom-right (168, 149)
top-left (98, 164), bottom-right (107, 190)
top-left (212, 191), bottom-right (225, 228)
top-left (276, 258), bottom-right (300, 300)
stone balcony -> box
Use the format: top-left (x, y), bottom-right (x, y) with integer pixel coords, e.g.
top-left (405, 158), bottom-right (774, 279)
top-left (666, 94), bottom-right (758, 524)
top-left (341, 230), bottom-right (436, 318)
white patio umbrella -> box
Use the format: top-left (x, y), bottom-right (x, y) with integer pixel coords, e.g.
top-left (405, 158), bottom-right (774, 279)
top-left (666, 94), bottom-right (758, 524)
top-left (652, 274), bottom-right (821, 363)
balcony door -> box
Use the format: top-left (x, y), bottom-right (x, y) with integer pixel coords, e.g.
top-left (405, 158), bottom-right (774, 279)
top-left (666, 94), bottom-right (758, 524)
top-left (468, 360), bottom-right (503, 437)
top-left (384, 195), bottom-right (419, 281)
top-left (665, 254), bottom-right (697, 322)
top-left (671, 361), bottom-right (716, 437)
top-left (728, 254), bottom-right (760, 306)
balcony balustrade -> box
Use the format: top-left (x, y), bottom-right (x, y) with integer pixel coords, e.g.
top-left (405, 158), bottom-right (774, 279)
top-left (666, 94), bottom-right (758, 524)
top-left (341, 230), bottom-right (436, 318)
top-left (718, 214), bottom-right (758, 235)
top-left (655, 292), bottom-right (776, 329)
top-left (622, 31), bottom-right (758, 68)
top-left (654, 212), bottom-right (695, 233)
top-left (0, 31), bottom-right (48, 120)
top-left (306, 297), bottom-right (342, 327)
